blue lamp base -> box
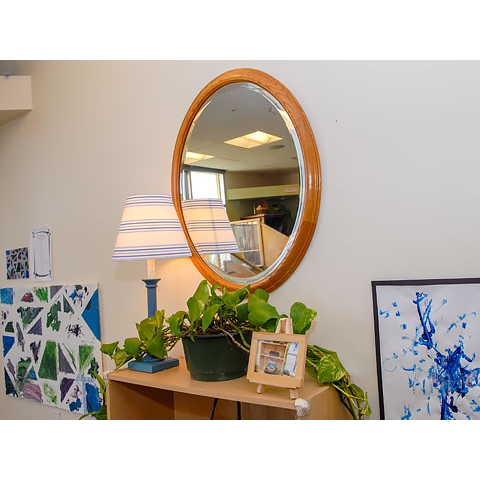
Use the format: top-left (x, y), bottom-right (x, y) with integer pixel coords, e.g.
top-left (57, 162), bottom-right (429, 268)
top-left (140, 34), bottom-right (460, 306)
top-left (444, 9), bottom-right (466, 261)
top-left (132, 278), bottom-right (179, 373)
top-left (128, 354), bottom-right (179, 373)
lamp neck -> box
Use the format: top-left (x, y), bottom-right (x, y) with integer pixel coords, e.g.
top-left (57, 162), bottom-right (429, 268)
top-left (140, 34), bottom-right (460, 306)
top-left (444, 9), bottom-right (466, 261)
top-left (142, 278), bottom-right (160, 318)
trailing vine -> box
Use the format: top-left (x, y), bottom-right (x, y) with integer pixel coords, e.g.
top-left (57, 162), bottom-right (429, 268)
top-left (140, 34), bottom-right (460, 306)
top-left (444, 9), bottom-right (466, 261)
top-left (306, 345), bottom-right (371, 420)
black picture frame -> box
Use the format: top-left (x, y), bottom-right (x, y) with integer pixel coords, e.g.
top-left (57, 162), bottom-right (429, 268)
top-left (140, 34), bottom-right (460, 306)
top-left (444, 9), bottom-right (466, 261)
top-left (372, 277), bottom-right (480, 420)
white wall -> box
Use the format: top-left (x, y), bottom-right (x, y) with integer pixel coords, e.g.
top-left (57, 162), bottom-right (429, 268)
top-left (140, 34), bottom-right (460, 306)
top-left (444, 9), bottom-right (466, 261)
top-left (1, 60), bottom-right (480, 420)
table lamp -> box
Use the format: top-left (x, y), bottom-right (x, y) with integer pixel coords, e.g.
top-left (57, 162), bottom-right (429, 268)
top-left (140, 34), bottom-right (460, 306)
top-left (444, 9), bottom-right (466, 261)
top-left (112, 194), bottom-right (191, 372)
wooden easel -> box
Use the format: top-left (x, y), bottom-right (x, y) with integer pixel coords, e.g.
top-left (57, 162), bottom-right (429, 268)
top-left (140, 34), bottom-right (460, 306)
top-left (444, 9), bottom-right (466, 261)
top-left (276, 317), bottom-right (293, 335)
top-left (255, 318), bottom-right (300, 399)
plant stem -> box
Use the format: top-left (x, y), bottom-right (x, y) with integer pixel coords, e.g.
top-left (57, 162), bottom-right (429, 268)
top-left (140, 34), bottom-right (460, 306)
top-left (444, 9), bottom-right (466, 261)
top-left (217, 327), bottom-right (250, 353)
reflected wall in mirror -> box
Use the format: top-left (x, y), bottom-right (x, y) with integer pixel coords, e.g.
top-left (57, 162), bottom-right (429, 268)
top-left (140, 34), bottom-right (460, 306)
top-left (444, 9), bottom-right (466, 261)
top-left (172, 68), bottom-right (321, 292)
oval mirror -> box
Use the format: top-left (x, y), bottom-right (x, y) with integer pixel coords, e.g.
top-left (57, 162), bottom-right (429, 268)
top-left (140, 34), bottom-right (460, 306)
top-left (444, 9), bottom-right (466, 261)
top-left (172, 68), bottom-right (321, 292)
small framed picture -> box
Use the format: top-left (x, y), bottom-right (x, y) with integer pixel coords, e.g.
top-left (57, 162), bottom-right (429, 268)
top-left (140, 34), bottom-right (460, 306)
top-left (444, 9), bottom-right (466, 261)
top-left (247, 331), bottom-right (307, 391)
top-left (30, 228), bottom-right (53, 281)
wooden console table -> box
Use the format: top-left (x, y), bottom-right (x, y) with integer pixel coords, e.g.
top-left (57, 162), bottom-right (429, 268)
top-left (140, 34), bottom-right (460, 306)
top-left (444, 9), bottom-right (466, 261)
top-left (107, 358), bottom-right (351, 420)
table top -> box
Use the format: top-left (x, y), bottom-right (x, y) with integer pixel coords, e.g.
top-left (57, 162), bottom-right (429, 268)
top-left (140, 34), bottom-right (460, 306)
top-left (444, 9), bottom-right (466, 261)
top-left (107, 357), bottom-right (329, 410)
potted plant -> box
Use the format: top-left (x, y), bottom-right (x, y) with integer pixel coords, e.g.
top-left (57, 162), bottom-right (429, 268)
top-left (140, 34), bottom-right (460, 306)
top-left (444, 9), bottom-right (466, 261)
top-left (101, 279), bottom-right (316, 380)
top-left (166, 279), bottom-right (316, 381)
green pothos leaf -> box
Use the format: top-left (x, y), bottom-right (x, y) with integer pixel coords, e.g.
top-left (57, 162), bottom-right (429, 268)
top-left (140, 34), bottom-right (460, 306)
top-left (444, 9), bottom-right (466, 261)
top-left (191, 279), bottom-right (210, 308)
top-left (252, 288), bottom-right (269, 302)
top-left (167, 310), bottom-right (187, 337)
top-left (222, 285), bottom-right (249, 309)
top-left (100, 341), bottom-right (119, 357)
top-left (145, 334), bottom-right (167, 359)
top-left (202, 304), bottom-right (220, 332)
top-left (247, 294), bottom-right (279, 326)
top-left (112, 349), bottom-right (131, 368)
top-left (136, 317), bottom-right (156, 341)
top-left (124, 337), bottom-right (143, 357)
top-left (92, 371), bottom-right (106, 395)
top-left (187, 297), bottom-right (204, 324)
top-left (95, 405), bottom-right (108, 420)
top-left (309, 345), bottom-right (348, 384)
top-left (290, 302), bottom-right (317, 335)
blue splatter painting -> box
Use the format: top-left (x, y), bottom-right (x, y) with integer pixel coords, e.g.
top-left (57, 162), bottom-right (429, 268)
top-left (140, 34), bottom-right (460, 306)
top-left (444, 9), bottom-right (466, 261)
top-left (373, 279), bottom-right (480, 420)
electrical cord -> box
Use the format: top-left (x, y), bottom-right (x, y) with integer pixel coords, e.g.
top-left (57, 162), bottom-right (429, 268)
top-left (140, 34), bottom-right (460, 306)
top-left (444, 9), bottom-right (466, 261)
top-left (210, 398), bottom-right (242, 419)
top-left (209, 398), bottom-right (219, 420)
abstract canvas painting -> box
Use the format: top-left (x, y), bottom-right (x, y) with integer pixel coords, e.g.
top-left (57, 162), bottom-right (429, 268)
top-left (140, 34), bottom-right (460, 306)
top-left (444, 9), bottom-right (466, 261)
top-left (372, 278), bottom-right (480, 420)
top-left (1, 283), bottom-right (103, 414)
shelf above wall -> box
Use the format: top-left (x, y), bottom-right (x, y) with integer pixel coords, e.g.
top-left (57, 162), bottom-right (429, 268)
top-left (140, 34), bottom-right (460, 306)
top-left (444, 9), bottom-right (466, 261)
top-left (0, 75), bottom-right (32, 127)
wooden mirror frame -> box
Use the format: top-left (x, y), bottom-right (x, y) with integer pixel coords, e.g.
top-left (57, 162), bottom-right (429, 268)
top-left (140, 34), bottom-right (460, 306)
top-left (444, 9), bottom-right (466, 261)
top-left (171, 68), bottom-right (321, 292)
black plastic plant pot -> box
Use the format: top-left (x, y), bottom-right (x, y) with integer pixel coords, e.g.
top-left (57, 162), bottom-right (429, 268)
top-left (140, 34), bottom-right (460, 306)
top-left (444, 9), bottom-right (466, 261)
top-left (182, 332), bottom-right (252, 381)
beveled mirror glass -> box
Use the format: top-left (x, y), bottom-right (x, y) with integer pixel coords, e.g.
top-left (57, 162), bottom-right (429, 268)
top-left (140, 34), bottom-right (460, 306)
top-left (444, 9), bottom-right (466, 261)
top-left (172, 68), bottom-right (321, 292)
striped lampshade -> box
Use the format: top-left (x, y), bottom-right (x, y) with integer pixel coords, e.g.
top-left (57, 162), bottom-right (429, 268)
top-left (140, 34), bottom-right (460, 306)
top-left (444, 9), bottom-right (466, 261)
top-left (182, 198), bottom-right (239, 255)
top-left (112, 195), bottom-right (191, 261)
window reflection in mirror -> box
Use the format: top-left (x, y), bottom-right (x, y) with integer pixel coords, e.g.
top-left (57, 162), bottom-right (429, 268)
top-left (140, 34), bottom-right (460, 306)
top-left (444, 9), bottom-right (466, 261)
top-left (181, 167), bottom-right (226, 203)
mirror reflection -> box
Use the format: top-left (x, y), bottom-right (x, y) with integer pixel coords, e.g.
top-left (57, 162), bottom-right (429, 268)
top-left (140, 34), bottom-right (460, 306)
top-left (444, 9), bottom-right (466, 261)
top-left (180, 81), bottom-right (302, 280)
